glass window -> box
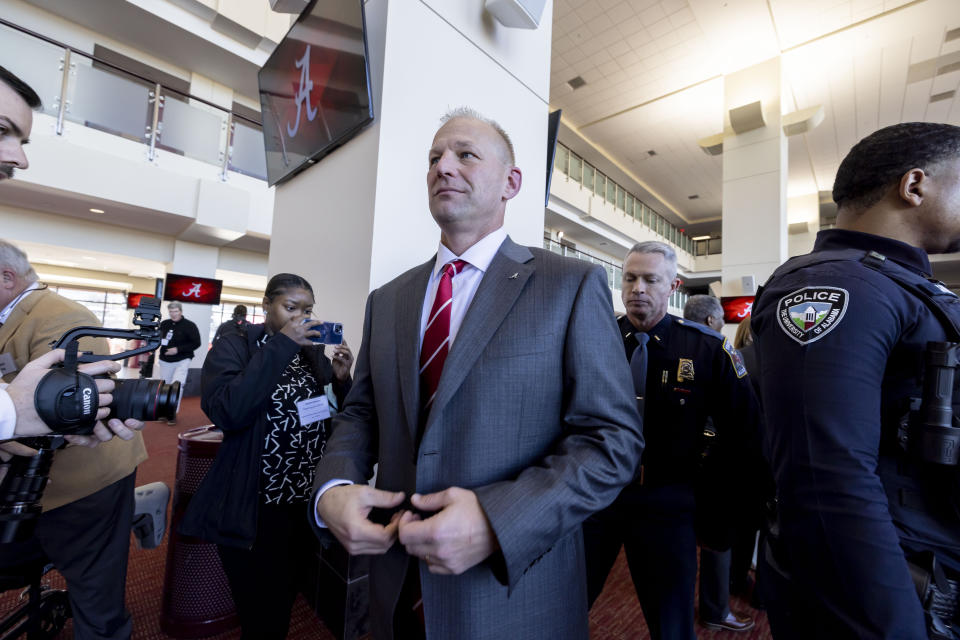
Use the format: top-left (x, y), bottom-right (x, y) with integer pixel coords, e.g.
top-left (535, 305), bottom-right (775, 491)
top-left (555, 144), bottom-right (569, 176)
top-left (595, 172), bottom-right (604, 198)
top-left (582, 163), bottom-right (595, 192)
top-left (606, 179), bottom-right (616, 204)
top-left (569, 153), bottom-right (583, 184)
top-left (625, 195), bottom-right (634, 217)
top-left (616, 186), bottom-right (625, 211)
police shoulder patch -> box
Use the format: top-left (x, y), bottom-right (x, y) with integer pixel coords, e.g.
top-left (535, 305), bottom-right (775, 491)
top-left (776, 286), bottom-right (849, 345)
top-left (722, 339), bottom-right (747, 378)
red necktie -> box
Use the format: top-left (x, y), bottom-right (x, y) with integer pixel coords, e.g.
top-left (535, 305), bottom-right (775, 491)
top-left (420, 259), bottom-right (468, 412)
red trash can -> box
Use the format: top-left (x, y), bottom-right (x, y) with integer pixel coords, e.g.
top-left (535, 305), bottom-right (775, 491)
top-left (160, 425), bottom-right (238, 638)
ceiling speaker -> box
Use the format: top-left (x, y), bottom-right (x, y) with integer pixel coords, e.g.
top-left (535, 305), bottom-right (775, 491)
top-left (485, 0), bottom-right (548, 29)
top-left (741, 275), bottom-right (756, 295)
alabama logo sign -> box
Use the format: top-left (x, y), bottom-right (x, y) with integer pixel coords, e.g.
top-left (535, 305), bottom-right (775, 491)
top-left (776, 286), bottom-right (849, 345)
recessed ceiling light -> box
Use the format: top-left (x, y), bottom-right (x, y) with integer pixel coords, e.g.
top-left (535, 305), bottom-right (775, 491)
top-left (567, 76), bottom-right (587, 90)
top-left (647, 150), bottom-right (657, 156)
top-left (89, 208), bottom-right (104, 214)
top-left (688, 194), bottom-right (699, 200)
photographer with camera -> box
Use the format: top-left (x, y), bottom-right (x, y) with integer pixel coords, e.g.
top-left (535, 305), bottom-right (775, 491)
top-left (0, 66), bottom-right (147, 640)
top-left (0, 348), bottom-right (142, 445)
top-left (180, 273), bottom-right (352, 639)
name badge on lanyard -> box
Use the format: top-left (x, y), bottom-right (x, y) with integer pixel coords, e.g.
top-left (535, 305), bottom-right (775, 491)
top-left (296, 395), bottom-right (330, 426)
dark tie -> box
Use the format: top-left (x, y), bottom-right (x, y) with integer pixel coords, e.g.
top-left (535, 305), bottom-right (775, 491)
top-left (419, 259), bottom-right (468, 413)
top-left (630, 332), bottom-right (649, 413)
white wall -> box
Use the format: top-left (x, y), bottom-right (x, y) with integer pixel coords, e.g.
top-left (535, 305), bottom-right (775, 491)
top-left (269, 0), bottom-right (554, 352)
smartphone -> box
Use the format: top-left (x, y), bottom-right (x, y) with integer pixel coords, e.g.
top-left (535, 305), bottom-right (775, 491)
top-left (303, 319), bottom-right (343, 344)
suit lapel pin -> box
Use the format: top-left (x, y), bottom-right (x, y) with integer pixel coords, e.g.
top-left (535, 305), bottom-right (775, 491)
top-left (508, 272), bottom-right (519, 279)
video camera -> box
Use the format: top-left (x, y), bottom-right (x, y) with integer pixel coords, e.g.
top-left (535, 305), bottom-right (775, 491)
top-left (0, 297), bottom-right (180, 543)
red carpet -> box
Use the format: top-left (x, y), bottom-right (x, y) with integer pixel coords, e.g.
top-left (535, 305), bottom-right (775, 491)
top-left (0, 397), bottom-right (771, 639)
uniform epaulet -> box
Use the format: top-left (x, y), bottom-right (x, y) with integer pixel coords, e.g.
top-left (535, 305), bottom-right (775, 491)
top-left (674, 317), bottom-right (724, 341)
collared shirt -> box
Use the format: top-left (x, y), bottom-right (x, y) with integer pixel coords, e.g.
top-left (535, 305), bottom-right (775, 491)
top-left (0, 386), bottom-right (15, 440)
top-left (315, 226), bottom-right (508, 526)
top-left (418, 226), bottom-right (507, 348)
top-left (0, 282), bottom-right (41, 325)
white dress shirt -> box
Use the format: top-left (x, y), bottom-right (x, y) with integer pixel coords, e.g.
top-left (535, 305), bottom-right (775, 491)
top-left (0, 281), bottom-right (40, 325)
top-left (418, 226), bottom-right (507, 347)
top-left (0, 283), bottom-right (43, 440)
top-left (314, 227), bottom-right (509, 525)
top-left (0, 386), bottom-right (15, 440)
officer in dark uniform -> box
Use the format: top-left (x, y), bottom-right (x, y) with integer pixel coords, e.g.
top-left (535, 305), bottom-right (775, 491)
top-left (583, 241), bottom-right (759, 640)
top-left (753, 122), bottom-right (960, 639)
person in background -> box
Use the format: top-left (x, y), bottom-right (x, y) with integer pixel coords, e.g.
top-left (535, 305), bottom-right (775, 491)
top-left (180, 273), bottom-right (353, 640)
top-left (584, 244), bottom-right (758, 640)
top-left (213, 304), bottom-right (250, 342)
top-left (681, 295), bottom-right (756, 633)
top-left (156, 300), bottom-right (200, 424)
top-left (728, 316), bottom-right (764, 601)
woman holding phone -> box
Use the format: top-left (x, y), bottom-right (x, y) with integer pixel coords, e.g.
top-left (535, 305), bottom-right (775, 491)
top-left (181, 272), bottom-right (353, 639)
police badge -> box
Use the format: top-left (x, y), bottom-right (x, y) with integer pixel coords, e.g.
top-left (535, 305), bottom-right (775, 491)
top-left (776, 286), bottom-right (849, 344)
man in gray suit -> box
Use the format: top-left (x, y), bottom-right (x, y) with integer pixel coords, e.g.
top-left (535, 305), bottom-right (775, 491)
top-left (312, 108), bottom-right (644, 639)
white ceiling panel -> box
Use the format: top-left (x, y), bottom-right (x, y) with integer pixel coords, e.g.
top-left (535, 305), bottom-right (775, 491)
top-left (551, 0), bottom-right (960, 230)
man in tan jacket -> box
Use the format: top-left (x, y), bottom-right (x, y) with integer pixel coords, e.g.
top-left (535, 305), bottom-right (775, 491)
top-left (0, 65), bottom-right (147, 640)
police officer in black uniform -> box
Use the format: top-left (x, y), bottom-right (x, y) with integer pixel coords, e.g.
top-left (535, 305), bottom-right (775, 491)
top-left (583, 241), bottom-right (759, 640)
top-left (753, 122), bottom-right (960, 639)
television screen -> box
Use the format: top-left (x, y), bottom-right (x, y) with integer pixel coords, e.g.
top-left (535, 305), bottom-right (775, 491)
top-left (258, 0), bottom-right (374, 186)
top-left (721, 296), bottom-right (754, 324)
top-left (126, 292), bottom-right (153, 309)
top-left (163, 274), bottom-right (223, 306)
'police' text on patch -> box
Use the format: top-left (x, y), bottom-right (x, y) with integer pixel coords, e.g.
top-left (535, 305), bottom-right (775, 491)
top-left (776, 286), bottom-right (849, 345)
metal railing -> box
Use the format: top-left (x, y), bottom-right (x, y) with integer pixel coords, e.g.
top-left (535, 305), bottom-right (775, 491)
top-left (553, 142), bottom-right (693, 255)
top-left (693, 237), bottom-right (723, 256)
top-left (0, 18), bottom-right (267, 181)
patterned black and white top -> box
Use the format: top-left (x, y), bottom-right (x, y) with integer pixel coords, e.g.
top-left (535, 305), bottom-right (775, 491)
top-left (259, 338), bottom-right (328, 504)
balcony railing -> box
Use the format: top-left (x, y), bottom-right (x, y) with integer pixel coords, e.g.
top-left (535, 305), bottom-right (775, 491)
top-left (542, 238), bottom-right (690, 310)
top-left (0, 18), bottom-right (267, 181)
top-left (553, 142), bottom-right (693, 255)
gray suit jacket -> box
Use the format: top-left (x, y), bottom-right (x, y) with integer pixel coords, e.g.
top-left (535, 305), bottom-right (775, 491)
top-left (312, 237), bottom-right (643, 639)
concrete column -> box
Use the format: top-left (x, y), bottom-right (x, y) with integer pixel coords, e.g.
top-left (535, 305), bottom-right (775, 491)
top-left (787, 192), bottom-right (819, 257)
top-left (720, 57), bottom-right (788, 299)
top-left (268, 0), bottom-right (553, 353)
top-left (168, 240), bottom-right (218, 369)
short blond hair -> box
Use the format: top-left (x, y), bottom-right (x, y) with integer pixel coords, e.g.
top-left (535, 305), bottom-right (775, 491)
top-left (440, 107), bottom-right (516, 166)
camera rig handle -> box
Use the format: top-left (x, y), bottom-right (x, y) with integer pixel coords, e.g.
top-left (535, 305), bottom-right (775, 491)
top-left (51, 297), bottom-right (163, 363)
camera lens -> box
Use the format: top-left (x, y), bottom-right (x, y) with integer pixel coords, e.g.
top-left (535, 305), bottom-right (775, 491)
top-left (109, 379), bottom-right (181, 422)
top-left (0, 446), bottom-right (57, 543)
